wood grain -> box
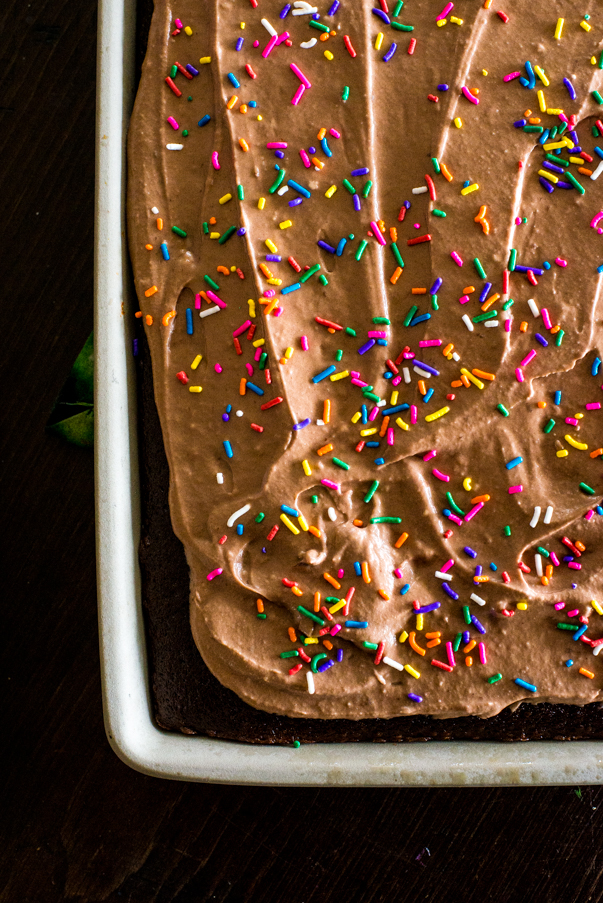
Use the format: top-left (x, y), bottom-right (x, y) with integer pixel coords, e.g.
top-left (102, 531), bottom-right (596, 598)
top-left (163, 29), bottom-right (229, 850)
top-left (2, 1), bottom-right (603, 901)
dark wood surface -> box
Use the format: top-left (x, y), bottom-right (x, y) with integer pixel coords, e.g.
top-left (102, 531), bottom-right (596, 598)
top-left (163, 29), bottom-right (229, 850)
top-left (4, 1), bottom-right (603, 900)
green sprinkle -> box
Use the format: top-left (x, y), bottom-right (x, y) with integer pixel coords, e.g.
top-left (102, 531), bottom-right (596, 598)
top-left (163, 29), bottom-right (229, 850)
top-left (393, 0), bottom-right (404, 14)
top-left (292, 740), bottom-right (301, 748)
top-left (319, 274), bottom-right (329, 286)
top-left (170, 65), bottom-right (178, 77)
top-left (373, 317), bottom-right (390, 325)
top-left (445, 492), bottom-right (465, 516)
top-left (311, 495), bottom-right (318, 504)
top-left (565, 171), bottom-right (585, 194)
top-left (342, 178), bottom-right (356, 194)
top-left (363, 391), bottom-right (380, 402)
top-left (593, 90), bottom-right (603, 105)
top-left (355, 239), bottom-right (368, 261)
top-left (300, 263), bottom-right (321, 283)
top-left (472, 310), bottom-right (498, 323)
top-left (363, 641), bottom-right (379, 650)
top-left (523, 125), bottom-right (544, 133)
top-left (431, 295), bottom-right (439, 311)
top-left (325, 597), bottom-right (339, 603)
top-left (259, 352), bottom-right (268, 369)
top-left (536, 546), bottom-right (550, 558)
top-left (404, 304), bottom-right (418, 327)
top-left (257, 612), bottom-right (267, 620)
top-left (255, 512), bottom-right (265, 523)
top-left (335, 349), bottom-right (343, 362)
top-left (453, 632), bottom-right (463, 652)
top-left (473, 257), bottom-right (487, 279)
top-left (237, 184), bottom-right (244, 200)
top-left (432, 209), bottom-right (447, 217)
top-left (364, 480), bottom-right (380, 503)
top-left (497, 404), bottom-right (509, 417)
top-left (594, 125), bottom-right (600, 137)
top-left (391, 242), bottom-right (405, 268)
top-left (345, 327), bottom-right (357, 336)
top-left (598, 51), bottom-right (603, 69)
top-left (555, 329), bottom-right (564, 346)
top-left (342, 85), bottom-right (350, 102)
top-left (391, 21), bottom-right (414, 30)
top-left (508, 249), bottom-right (517, 271)
top-left (172, 226), bottom-right (187, 238)
top-left (462, 605), bottom-right (471, 625)
top-left (297, 605), bottom-right (325, 626)
top-left (280, 650), bottom-right (299, 659)
top-left (362, 180), bottom-right (373, 198)
top-left (580, 482), bottom-right (596, 495)
top-left (431, 156), bottom-right (440, 173)
top-left (558, 122), bottom-right (568, 135)
top-left (502, 298), bottom-right (514, 311)
top-left (218, 225), bottom-right (237, 245)
top-left (182, 129), bottom-right (188, 137)
top-left (310, 18), bottom-right (330, 31)
top-left (503, 525), bottom-right (511, 536)
top-left (546, 153), bottom-right (568, 167)
top-left (544, 419), bottom-right (556, 433)
top-left (269, 168), bottom-right (286, 194)
top-left (204, 274), bottom-right (220, 290)
top-left (333, 457), bottom-right (350, 471)
top-left (370, 516), bottom-right (402, 524)
top-left (557, 623), bottom-right (578, 631)
top-left (203, 221), bottom-right (209, 234)
top-left (488, 673), bottom-right (503, 684)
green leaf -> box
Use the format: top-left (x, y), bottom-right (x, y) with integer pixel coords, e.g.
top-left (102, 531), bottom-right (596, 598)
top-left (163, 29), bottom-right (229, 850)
top-left (46, 332), bottom-right (94, 447)
top-left (47, 409), bottom-right (94, 448)
top-left (71, 332), bottom-right (94, 404)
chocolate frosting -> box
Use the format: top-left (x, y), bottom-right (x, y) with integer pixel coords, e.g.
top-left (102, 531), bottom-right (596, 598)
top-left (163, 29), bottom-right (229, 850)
top-left (128, 0), bottom-right (603, 719)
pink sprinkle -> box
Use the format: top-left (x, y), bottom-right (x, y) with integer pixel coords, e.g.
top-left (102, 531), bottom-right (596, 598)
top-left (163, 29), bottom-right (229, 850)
top-left (387, 428), bottom-right (395, 446)
top-left (329, 128), bottom-right (341, 138)
top-left (291, 84), bottom-right (306, 105)
top-left (351, 371), bottom-right (360, 378)
top-left (195, 293), bottom-right (201, 310)
top-left (461, 86), bottom-right (479, 105)
top-left (450, 251), bottom-right (463, 266)
top-left (262, 35), bottom-right (278, 58)
top-left (174, 18), bottom-right (183, 28)
top-left (245, 362), bottom-right (253, 376)
top-left (263, 289), bottom-right (275, 298)
top-left (233, 319), bottom-right (252, 337)
top-left (520, 349), bottom-right (536, 367)
top-left (368, 405), bottom-right (380, 422)
top-left (586, 402), bottom-right (601, 410)
top-left (446, 642), bottom-right (456, 667)
top-left (254, 347), bottom-right (261, 362)
top-left (267, 142), bottom-right (288, 149)
top-left (567, 609), bottom-right (580, 617)
top-left (568, 562), bottom-right (582, 570)
top-left (337, 568), bottom-right (344, 578)
top-left (585, 509), bottom-right (595, 521)
top-left (321, 479), bottom-right (339, 491)
top-left (478, 642), bottom-right (487, 665)
top-left (276, 31), bottom-right (290, 45)
top-left (459, 295), bottom-right (471, 305)
top-left (351, 378), bottom-right (368, 387)
top-left (448, 512), bottom-right (463, 526)
top-left (212, 151), bottom-right (220, 170)
top-left (368, 330), bottom-right (387, 338)
top-left (301, 335), bottom-right (309, 350)
top-left (433, 468), bottom-right (450, 482)
top-left (167, 116), bottom-right (179, 130)
top-left (504, 71), bottom-right (521, 82)
top-left (515, 368), bottom-right (524, 382)
top-left (273, 307), bottom-right (283, 317)
top-left (436, 1), bottom-right (453, 20)
top-left (392, 375), bottom-right (402, 386)
top-left (559, 112), bottom-right (569, 124)
top-left (591, 211), bottom-right (603, 229)
top-left (214, 363), bottom-right (223, 374)
top-left (423, 449), bottom-right (437, 461)
top-left (253, 39), bottom-right (259, 48)
top-left (504, 318), bottom-right (512, 333)
top-left (541, 308), bottom-right (552, 330)
top-left (370, 222), bottom-right (387, 246)
top-left (565, 417), bottom-right (579, 426)
top-left (403, 350), bottom-right (415, 359)
top-left (330, 624), bottom-right (342, 636)
top-left (410, 404), bottom-right (418, 424)
top-left (554, 601), bottom-right (566, 610)
top-left (555, 257), bottom-right (567, 267)
top-left (207, 568), bottom-right (223, 581)
top-left (290, 62), bottom-right (311, 88)
top-left (440, 559), bottom-right (455, 572)
top-left (206, 290), bottom-right (227, 309)
top-left (394, 567), bottom-right (404, 578)
top-left (299, 148), bottom-right (311, 167)
top-left (508, 485), bottom-right (523, 494)
top-left (419, 339), bottom-right (442, 347)
top-left (464, 502), bottom-right (484, 522)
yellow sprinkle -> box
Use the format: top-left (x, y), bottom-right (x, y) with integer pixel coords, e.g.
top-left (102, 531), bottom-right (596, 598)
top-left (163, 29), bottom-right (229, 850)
top-left (416, 613), bottom-right (424, 631)
top-left (199, 56), bottom-right (211, 64)
top-left (219, 193), bottom-right (232, 205)
top-left (546, 108), bottom-right (563, 115)
top-left (450, 15), bottom-right (463, 24)
top-left (184, 25), bottom-right (193, 35)
top-left (581, 20), bottom-right (592, 31)
top-left (257, 115), bottom-right (262, 121)
top-left (210, 232), bottom-right (220, 239)
top-left (454, 117), bottom-right (463, 129)
top-left (565, 434), bottom-right (588, 450)
top-left (267, 277), bottom-right (282, 285)
top-left (238, 138), bottom-right (249, 152)
top-left (569, 156), bottom-right (585, 165)
top-left (482, 69), bottom-right (488, 76)
top-left (258, 197), bottom-right (266, 210)
top-left (554, 17), bottom-right (564, 40)
top-left (538, 170), bottom-right (558, 184)
top-left (189, 385), bottom-right (202, 393)
top-left (537, 90), bottom-right (546, 112)
top-left (390, 391), bottom-right (399, 405)
top-left (330, 370), bottom-right (349, 381)
top-left (325, 185), bottom-right (337, 198)
top-left (240, 22), bottom-right (245, 29)
top-left (280, 513), bottom-right (300, 535)
top-left (304, 637), bottom-right (319, 645)
top-left (248, 299), bottom-right (256, 318)
top-left (265, 239), bottom-right (278, 252)
top-left (556, 449), bottom-right (569, 457)
top-left (463, 477), bottom-right (472, 491)
top-left (396, 417), bottom-right (410, 431)
top-left (279, 220), bottom-right (292, 229)
top-left (404, 664), bottom-right (421, 679)
top-left (460, 368), bottom-right (484, 389)
top-left (302, 459), bottom-right (312, 476)
top-left (543, 141), bottom-right (568, 151)
top-left (399, 631), bottom-right (409, 644)
top-left (191, 354), bottom-right (202, 370)
top-left (592, 56), bottom-right (598, 65)
top-left (324, 50), bottom-right (334, 60)
top-left (460, 183), bottom-right (479, 195)
top-left (230, 266), bottom-right (237, 272)
top-left (298, 514), bottom-right (309, 532)
top-left (351, 412), bottom-right (362, 423)
top-left (437, 18), bottom-right (446, 26)
top-left (284, 346), bottom-right (294, 359)
top-left (375, 31), bottom-right (384, 50)
top-left (360, 427), bottom-right (378, 437)
top-left (534, 65), bottom-right (549, 86)
top-left (329, 599), bottom-right (346, 614)
top-left (252, 338), bottom-right (265, 347)
top-left (592, 599), bottom-right (603, 616)
top-left (517, 602), bottom-right (528, 611)
top-left (425, 406), bottom-right (450, 422)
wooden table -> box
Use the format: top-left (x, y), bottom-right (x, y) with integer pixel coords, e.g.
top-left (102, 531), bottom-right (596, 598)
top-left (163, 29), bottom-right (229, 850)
top-left (3, 1), bottom-right (603, 899)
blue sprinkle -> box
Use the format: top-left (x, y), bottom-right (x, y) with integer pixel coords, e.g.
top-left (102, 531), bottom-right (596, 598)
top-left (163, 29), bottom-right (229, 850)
top-left (281, 504), bottom-right (299, 517)
top-left (506, 456), bottom-right (523, 470)
top-left (361, 405), bottom-right (368, 424)
top-left (409, 313), bottom-right (431, 327)
top-left (375, 457), bottom-right (385, 465)
top-left (354, 562), bottom-right (362, 576)
top-left (383, 42), bottom-right (397, 62)
top-left (515, 677), bottom-right (537, 692)
top-left (563, 77), bottom-right (576, 100)
top-left (554, 390), bottom-right (562, 405)
top-left (287, 179), bottom-right (311, 198)
top-left (592, 357), bottom-right (601, 376)
top-left (383, 403), bottom-right (410, 416)
top-left (423, 387), bottom-right (434, 403)
top-left (462, 179), bottom-right (471, 188)
top-left (400, 583), bottom-right (410, 595)
top-left (376, 338), bottom-right (387, 346)
top-left (236, 524), bottom-right (244, 535)
top-left (598, 264), bottom-right (603, 274)
top-left (227, 72), bottom-right (240, 88)
top-left (235, 37), bottom-right (244, 51)
top-left (281, 282), bottom-right (301, 295)
top-left (543, 260), bottom-right (551, 270)
top-left (566, 659), bottom-right (574, 667)
top-left (248, 100), bottom-right (257, 108)
top-left (524, 61), bottom-right (536, 90)
top-left (223, 440), bottom-right (234, 458)
top-left (595, 146), bottom-right (603, 160)
top-left (518, 78), bottom-right (529, 88)
top-left (489, 563), bottom-right (497, 572)
top-left (198, 114), bottom-right (211, 127)
top-left (345, 620), bottom-right (369, 628)
top-left (596, 506), bottom-right (603, 515)
top-left (464, 547), bottom-right (477, 558)
top-left (160, 241), bottom-right (170, 261)
top-left (312, 365), bottom-right (337, 383)
top-left (538, 129), bottom-right (550, 145)
top-left (321, 137), bottom-right (333, 157)
top-left (336, 238), bottom-right (347, 256)
top-left (366, 441), bottom-right (380, 448)
top-left (573, 624), bottom-right (588, 641)
top-left (186, 308), bottom-right (193, 335)
top-left (226, 404), bottom-right (232, 413)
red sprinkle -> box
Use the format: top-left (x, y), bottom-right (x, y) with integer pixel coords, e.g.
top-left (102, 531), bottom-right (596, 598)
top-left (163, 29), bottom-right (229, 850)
top-left (176, 371), bottom-right (188, 384)
top-left (407, 234), bottom-right (432, 245)
top-left (174, 61), bottom-right (193, 79)
top-left (288, 256), bottom-right (302, 272)
top-left (261, 396), bottom-right (284, 410)
top-left (343, 35), bottom-right (356, 57)
top-left (427, 94), bottom-right (438, 102)
top-left (374, 641), bottom-right (385, 665)
top-left (250, 423), bottom-right (264, 432)
top-left (316, 316), bottom-right (343, 330)
top-left (497, 10), bottom-right (509, 22)
top-left (165, 77), bottom-right (182, 97)
top-left (245, 63), bottom-right (257, 79)
top-left (234, 337), bottom-right (243, 355)
top-left (267, 525), bottom-right (279, 541)
top-left (431, 660), bottom-right (454, 672)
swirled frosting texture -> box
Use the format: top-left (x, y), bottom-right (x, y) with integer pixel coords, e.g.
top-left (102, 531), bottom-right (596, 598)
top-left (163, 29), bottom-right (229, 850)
top-left (128, 0), bottom-right (603, 719)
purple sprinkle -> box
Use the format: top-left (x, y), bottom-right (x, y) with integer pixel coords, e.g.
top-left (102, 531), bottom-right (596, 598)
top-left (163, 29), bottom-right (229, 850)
top-left (222, 413), bottom-right (230, 422)
top-left (430, 277), bottom-right (443, 294)
top-left (535, 333), bottom-right (548, 347)
top-left (543, 160), bottom-right (564, 175)
top-left (471, 615), bottom-right (486, 635)
top-left (317, 659), bottom-right (334, 672)
top-left (336, 648), bottom-right (344, 662)
top-left (408, 693), bottom-right (423, 703)
top-left (275, 149), bottom-right (285, 159)
top-left (293, 418), bottom-right (311, 430)
top-left (318, 239), bottom-right (336, 253)
top-left (289, 197), bottom-right (303, 206)
top-left (328, 0), bottom-right (340, 13)
top-left (358, 339), bottom-right (376, 355)
top-left (280, 3), bottom-right (291, 18)
top-left (563, 77), bottom-right (576, 100)
top-left (237, 227), bottom-right (246, 236)
top-left (235, 37), bottom-right (244, 51)
top-left (513, 265), bottom-right (544, 275)
top-left (132, 338), bottom-right (139, 356)
top-left (185, 64), bottom-right (199, 76)
top-left (351, 167), bottom-right (370, 176)
top-left (308, 146), bottom-right (316, 154)
top-left (556, 180), bottom-right (572, 189)
top-left (569, 130), bottom-right (579, 145)
top-left (479, 282), bottom-right (492, 303)
top-left (404, 200), bottom-right (411, 209)
top-left (463, 630), bottom-right (470, 644)
top-left (415, 602), bottom-right (441, 614)
top-left (514, 119), bottom-right (527, 128)
top-left (266, 254), bottom-right (282, 262)
top-left (312, 12), bottom-right (320, 19)
top-left (413, 360), bottom-right (439, 376)
top-left (372, 7), bottom-right (391, 23)
top-left (353, 194), bottom-right (361, 211)
top-left (383, 41), bottom-right (397, 62)
top-left (442, 583), bottom-right (459, 600)
top-left (437, 83), bottom-right (449, 91)
top-left (464, 546), bottom-right (477, 558)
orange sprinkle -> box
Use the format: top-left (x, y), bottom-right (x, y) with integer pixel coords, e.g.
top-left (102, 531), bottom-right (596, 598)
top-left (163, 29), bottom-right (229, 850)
top-left (395, 532), bottom-right (408, 548)
top-left (443, 343), bottom-right (454, 356)
top-left (481, 293), bottom-right (500, 312)
top-left (550, 324), bottom-right (561, 334)
top-left (575, 540), bottom-right (586, 552)
top-left (377, 219), bottom-right (386, 232)
top-left (465, 656), bottom-right (473, 667)
top-left (323, 572), bottom-right (341, 589)
top-left (226, 94), bottom-right (238, 109)
top-left (590, 448), bottom-right (603, 458)
top-left (135, 311), bottom-right (143, 318)
top-left (145, 244), bottom-right (153, 250)
top-left (440, 162), bottom-right (453, 181)
top-left (313, 592), bottom-right (321, 612)
top-left (291, 586), bottom-right (303, 597)
top-left (217, 265), bottom-right (230, 275)
top-left (323, 639), bottom-right (333, 650)
top-left (145, 314), bottom-right (153, 325)
top-left (520, 321), bottom-right (528, 333)
top-left (390, 227), bottom-right (398, 241)
top-left (156, 217), bottom-right (163, 230)
top-left (579, 167), bottom-right (593, 176)
top-left (239, 378), bottom-right (247, 395)
top-left (378, 589), bottom-right (390, 600)
top-left (209, 217), bottom-right (217, 225)
top-left (425, 632), bottom-right (442, 639)
top-left (353, 518), bottom-right (363, 526)
top-left (288, 627), bottom-right (297, 642)
top-left (162, 310), bottom-right (176, 326)
top-left (460, 374), bottom-right (471, 388)
top-left (308, 525), bottom-right (321, 538)
top-left (323, 399), bottom-right (331, 424)
top-left (545, 564), bottom-right (553, 579)
top-left (238, 138), bottom-right (249, 153)
top-left (319, 31), bottom-right (330, 41)
top-left (451, 379), bottom-right (463, 388)
top-left (256, 599), bottom-right (264, 613)
top-left (580, 667), bottom-right (595, 679)
top-left (472, 368), bottom-right (495, 381)
top-left (528, 117), bottom-right (541, 124)
top-left (474, 576), bottom-right (489, 583)
top-left (463, 640), bottom-right (477, 653)
top-left (471, 494), bottom-right (490, 504)
top-left (390, 266), bottom-right (403, 284)
top-left (541, 576), bottom-right (549, 586)
top-left (361, 561), bottom-right (371, 584)
top-left (311, 157), bottom-right (325, 169)
top-left (239, 104), bottom-right (248, 114)
top-left (379, 415), bottom-right (390, 437)
top-left (317, 127), bottom-right (327, 140)
top-left (408, 631), bottom-right (426, 656)
top-left (317, 443), bottom-right (334, 456)
top-left (260, 262), bottom-right (274, 279)
top-left (426, 639), bottom-right (441, 648)
top-left (418, 379), bottom-right (427, 395)
top-left (411, 287), bottom-right (427, 294)
top-left (537, 400), bottom-right (547, 409)
top-left (463, 286), bottom-right (476, 293)
top-left (144, 285), bottom-right (158, 297)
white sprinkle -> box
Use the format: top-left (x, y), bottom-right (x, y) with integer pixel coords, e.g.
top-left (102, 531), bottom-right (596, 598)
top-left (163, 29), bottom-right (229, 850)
top-left (530, 506), bottom-right (541, 528)
top-left (403, 367), bottom-right (411, 384)
top-left (527, 297), bottom-right (540, 318)
top-left (327, 506), bottom-right (337, 522)
top-left (227, 503), bottom-right (251, 527)
top-left (413, 366), bottom-right (432, 379)
top-left (236, 410), bottom-right (244, 417)
top-left (544, 505), bottom-right (553, 524)
top-left (216, 473), bottom-right (224, 484)
top-left (412, 186), bottom-right (429, 194)
top-left (484, 320), bottom-right (499, 327)
top-left (292, 2), bottom-right (319, 15)
top-left (435, 571), bottom-right (453, 581)
top-left (277, 185), bottom-right (289, 195)
top-left (377, 399), bottom-right (387, 407)
top-left (261, 17), bottom-right (277, 35)
top-left (300, 38), bottom-right (317, 48)
top-left (462, 314), bottom-right (474, 332)
top-left (166, 143), bottom-right (184, 150)
top-left (591, 160), bottom-right (603, 181)
top-left (151, 206), bottom-right (159, 214)
top-left (470, 592), bottom-right (486, 606)
top-left (382, 656), bottom-right (404, 671)
top-left (199, 305), bottom-right (221, 318)
top-left (535, 553), bottom-right (543, 577)
top-left (306, 671), bottom-right (315, 694)
top-left (452, 352), bottom-right (461, 361)
top-left (316, 419), bottom-right (324, 426)
top-left (594, 644), bottom-right (603, 657)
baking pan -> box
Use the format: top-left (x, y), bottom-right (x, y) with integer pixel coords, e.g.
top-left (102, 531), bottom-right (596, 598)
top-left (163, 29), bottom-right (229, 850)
top-left (94, 0), bottom-right (603, 785)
